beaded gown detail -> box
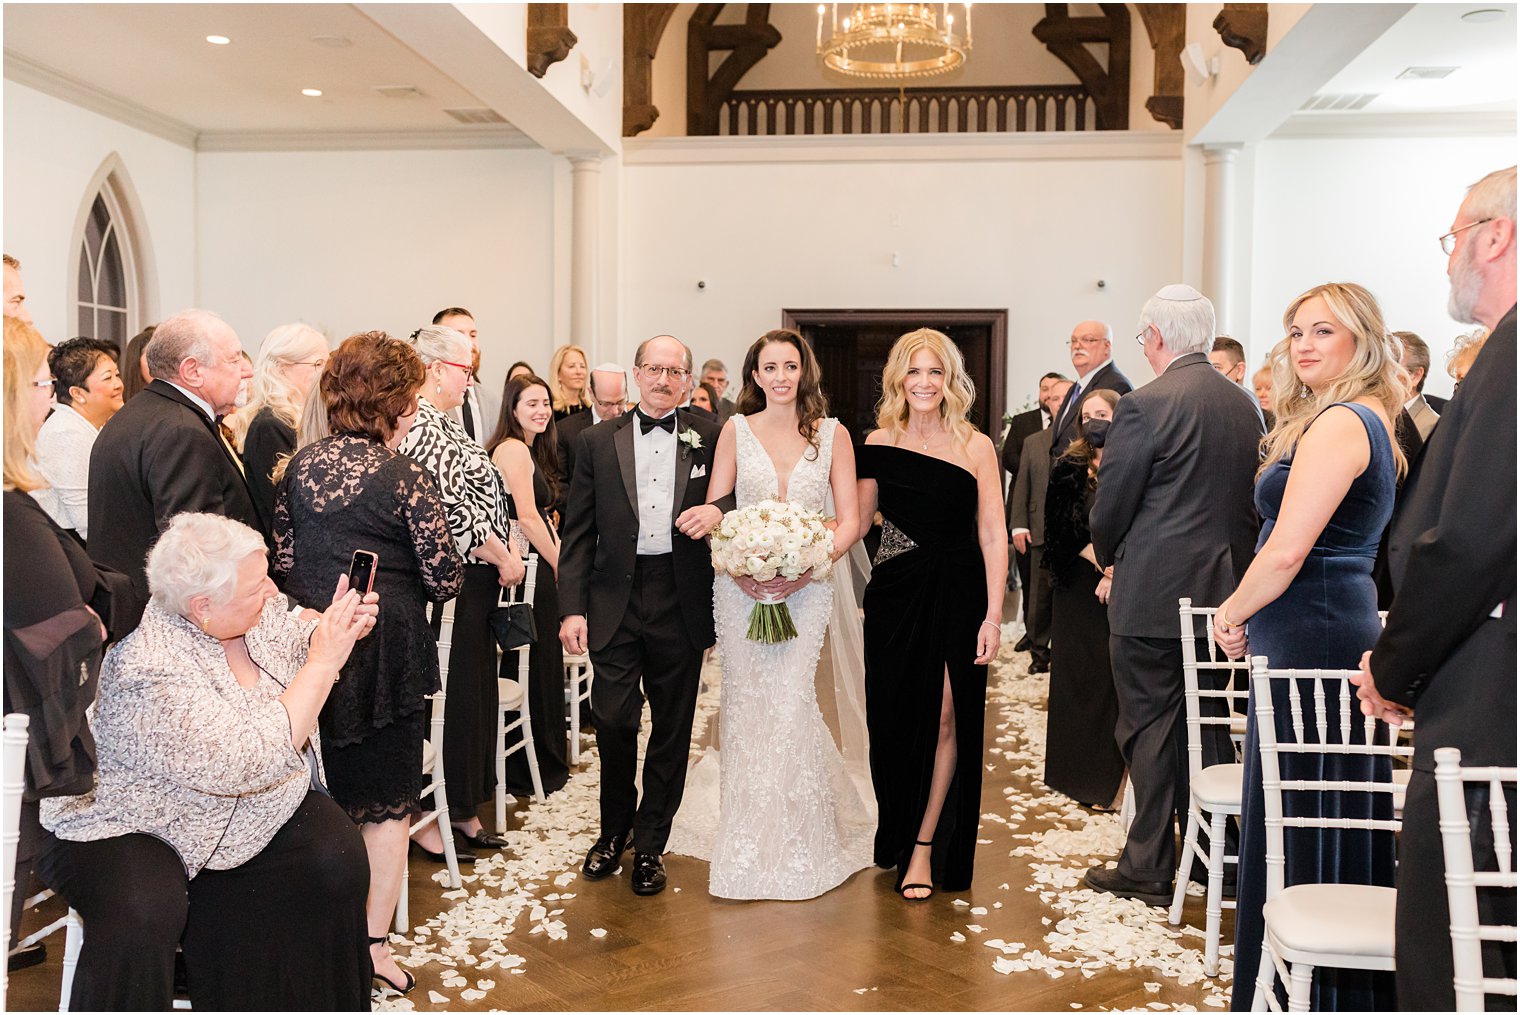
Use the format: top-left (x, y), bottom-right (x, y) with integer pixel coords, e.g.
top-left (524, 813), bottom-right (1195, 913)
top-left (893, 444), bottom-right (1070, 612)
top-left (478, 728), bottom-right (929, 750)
top-left (668, 416), bottom-right (874, 900)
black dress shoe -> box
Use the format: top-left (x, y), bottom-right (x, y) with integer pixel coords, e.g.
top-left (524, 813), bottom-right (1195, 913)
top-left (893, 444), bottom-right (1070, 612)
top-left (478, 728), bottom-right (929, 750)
top-left (582, 832), bottom-right (630, 880)
top-left (410, 839), bottom-right (476, 865)
top-left (455, 827), bottom-right (510, 851)
top-left (7, 941), bottom-right (45, 972)
top-left (631, 852), bottom-right (667, 896)
top-left (1084, 865), bottom-right (1173, 907)
top-left (1013, 635), bottom-right (1031, 653)
top-left (1028, 657), bottom-right (1050, 674)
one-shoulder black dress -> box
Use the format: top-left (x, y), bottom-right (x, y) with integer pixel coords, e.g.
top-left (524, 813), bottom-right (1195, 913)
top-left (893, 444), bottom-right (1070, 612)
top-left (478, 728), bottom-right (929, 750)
top-left (858, 444), bottom-right (988, 892)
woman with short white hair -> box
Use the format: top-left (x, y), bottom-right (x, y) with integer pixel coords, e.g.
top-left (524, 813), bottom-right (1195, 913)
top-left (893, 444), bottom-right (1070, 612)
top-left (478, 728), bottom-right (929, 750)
top-left (399, 324), bottom-right (524, 858)
top-left (39, 512), bottom-right (380, 1010)
top-left (231, 322), bottom-right (330, 531)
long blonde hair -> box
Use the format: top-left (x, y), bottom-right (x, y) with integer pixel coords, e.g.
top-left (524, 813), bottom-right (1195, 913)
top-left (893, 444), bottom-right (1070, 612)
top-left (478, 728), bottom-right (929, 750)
top-left (1262, 282), bottom-right (1408, 478)
top-left (548, 344), bottom-right (592, 413)
top-left (3, 317), bottom-right (50, 492)
top-left (875, 328), bottom-right (979, 448)
top-left (270, 371), bottom-right (332, 487)
top-left (228, 323), bottom-right (328, 448)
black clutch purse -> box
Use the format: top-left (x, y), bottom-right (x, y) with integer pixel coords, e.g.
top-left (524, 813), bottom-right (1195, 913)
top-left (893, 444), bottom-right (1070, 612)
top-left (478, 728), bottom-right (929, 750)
top-left (489, 601), bottom-right (537, 651)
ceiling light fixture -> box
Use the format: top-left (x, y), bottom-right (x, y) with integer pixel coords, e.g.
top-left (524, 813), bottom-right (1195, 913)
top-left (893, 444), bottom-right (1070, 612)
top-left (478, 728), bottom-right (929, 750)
top-left (301, 88), bottom-right (324, 97)
top-left (1461, 8), bottom-right (1505, 22)
top-left (310, 34), bottom-right (354, 48)
top-left (205, 35), bottom-right (231, 45)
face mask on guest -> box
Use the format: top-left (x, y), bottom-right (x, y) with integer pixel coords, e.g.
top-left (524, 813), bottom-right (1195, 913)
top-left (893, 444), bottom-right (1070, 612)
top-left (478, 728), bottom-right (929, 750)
top-left (1082, 419), bottom-right (1111, 449)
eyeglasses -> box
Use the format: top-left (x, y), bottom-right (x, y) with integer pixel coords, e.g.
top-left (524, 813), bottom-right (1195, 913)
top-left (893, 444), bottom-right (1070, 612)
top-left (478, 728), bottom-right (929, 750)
top-left (636, 364), bottom-right (690, 382)
top-left (31, 377), bottom-right (55, 390)
top-left (1440, 218), bottom-right (1494, 255)
top-left (437, 359), bottom-right (474, 374)
top-left (1134, 326), bottom-right (1152, 347)
top-left (291, 359), bottom-right (328, 370)
top-left (594, 398), bottom-right (626, 411)
top-left (1067, 336), bottom-right (1109, 348)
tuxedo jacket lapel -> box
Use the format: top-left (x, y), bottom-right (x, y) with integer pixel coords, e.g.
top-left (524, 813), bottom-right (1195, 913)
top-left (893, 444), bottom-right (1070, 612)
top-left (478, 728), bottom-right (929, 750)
top-left (671, 411), bottom-right (694, 523)
top-left (613, 414), bottom-right (640, 518)
top-left (147, 382), bottom-right (251, 492)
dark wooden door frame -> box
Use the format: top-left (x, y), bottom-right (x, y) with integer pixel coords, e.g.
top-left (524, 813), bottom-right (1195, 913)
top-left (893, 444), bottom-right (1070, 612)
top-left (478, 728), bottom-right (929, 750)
top-left (781, 308), bottom-right (1008, 438)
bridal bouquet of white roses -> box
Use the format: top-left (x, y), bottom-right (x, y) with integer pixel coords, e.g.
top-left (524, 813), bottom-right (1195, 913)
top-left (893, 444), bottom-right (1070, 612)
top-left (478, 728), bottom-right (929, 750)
top-left (710, 499), bottom-right (835, 644)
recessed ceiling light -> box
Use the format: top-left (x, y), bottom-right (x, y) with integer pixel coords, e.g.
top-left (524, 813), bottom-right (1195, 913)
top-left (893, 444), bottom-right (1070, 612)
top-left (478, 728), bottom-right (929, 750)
top-left (1461, 8), bottom-right (1506, 23)
top-left (301, 88), bottom-right (324, 97)
top-left (310, 34), bottom-right (353, 48)
top-left (205, 35), bottom-right (231, 45)
top-left (1397, 66), bottom-right (1459, 80)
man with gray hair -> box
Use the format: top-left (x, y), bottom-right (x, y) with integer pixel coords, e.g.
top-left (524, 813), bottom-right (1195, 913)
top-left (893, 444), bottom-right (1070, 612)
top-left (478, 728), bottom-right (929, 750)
top-left (1049, 320), bottom-right (1132, 460)
top-left (699, 357), bottom-right (735, 422)
top-left (1355, 164), bottom-right (1516, 1011)
top-left (555, 363), bottom-right (629, 515)
top-left (1085, 284), bottom-right (1263, 905)
top-left (87, 308), bottom-right (260, 625)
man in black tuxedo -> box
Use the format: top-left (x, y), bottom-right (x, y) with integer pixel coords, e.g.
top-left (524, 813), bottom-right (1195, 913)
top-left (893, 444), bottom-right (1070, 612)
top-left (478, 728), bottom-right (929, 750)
top-left (1049, 320), bottom-right (1132, 461)
top-left (1009, 378), bottom-right (1072, 672)
top-left (1002, 371), bottom-right (1067, 607)
top-left (1354, 165), bottom-right (1517, 1010)
top-left (1086, 285), bottom-right (1263, 904)
top-left (87, 309), bottom-right (260, 625)
top-left (558, 335), bottom-right (728, 896)
top-left (554, 364), bottom-right (627, 518)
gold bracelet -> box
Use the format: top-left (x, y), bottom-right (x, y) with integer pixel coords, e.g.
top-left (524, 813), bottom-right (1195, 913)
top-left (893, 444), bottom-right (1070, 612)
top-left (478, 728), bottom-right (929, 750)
top-left (1218, 608), bottom-right (1237, 630)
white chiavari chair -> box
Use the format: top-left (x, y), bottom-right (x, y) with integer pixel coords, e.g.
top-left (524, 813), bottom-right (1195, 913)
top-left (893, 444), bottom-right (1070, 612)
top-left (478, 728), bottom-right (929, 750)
top-left (2, 714), bottom-right (29, 1009)
top-left (1248, 657), bottom-right (1412, 1012)
top-left (1435, 746), bottom-right (1518, 1011)
top-left (495, 554), bottom-right (544, 835)
top-left (1167, 598), bottom-right (1250, 976)
top-left (564, 654), bottom-right (594, 766)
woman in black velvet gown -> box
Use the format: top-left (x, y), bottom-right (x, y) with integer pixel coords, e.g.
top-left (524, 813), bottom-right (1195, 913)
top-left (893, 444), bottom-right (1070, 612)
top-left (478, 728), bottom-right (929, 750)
top-left (1042, 388), bottom-right (1125, 809)
top-left (857, 328), bottom-right (1007, 900)
top-left (489, 376), bottom-right (569, 797)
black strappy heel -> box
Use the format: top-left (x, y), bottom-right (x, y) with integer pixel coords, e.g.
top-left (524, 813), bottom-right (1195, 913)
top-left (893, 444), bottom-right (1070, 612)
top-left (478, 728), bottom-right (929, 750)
top-left (369, 935), bottom-right (416, 995)
top-left (899, 840), bottom-right (935, 901)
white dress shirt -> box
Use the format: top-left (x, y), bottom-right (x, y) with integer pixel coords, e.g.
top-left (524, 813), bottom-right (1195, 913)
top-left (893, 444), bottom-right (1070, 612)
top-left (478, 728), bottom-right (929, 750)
top-left (33, 404), bottom-right (100, 537)
top-left (167, 381), bottom-right (216, 421)
top-left (633, 411), bottom-right (678, 555)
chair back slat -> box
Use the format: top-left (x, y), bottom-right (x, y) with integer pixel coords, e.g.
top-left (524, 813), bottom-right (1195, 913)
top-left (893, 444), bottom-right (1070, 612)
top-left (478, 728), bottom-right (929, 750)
top-left (2, 714), bottom-right (31, 1010)
top-left (1176, 599), bottom-right (1250, 779)
top-left (1434, 747), bottom-right (1519, 1011)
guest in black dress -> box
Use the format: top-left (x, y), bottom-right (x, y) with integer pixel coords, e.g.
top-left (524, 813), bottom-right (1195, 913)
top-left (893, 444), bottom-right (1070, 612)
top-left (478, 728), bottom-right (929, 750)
top-left (274, 331), bottom-right (465, 994)
top-left (549, 344), bottom-right (593, 420)
top-left (231, 322), bottom-right (329, 534)
top-left (488, 375), bottom-right (569, 796)
top-left (1042, 388), bottom-right (1125, 809)
top-left (1213, 283), bottom-right (1403, 1010)
top-left (398, 325), bottom-right (525, 855)
top-left (856, 328), bottom-right (1007, 900)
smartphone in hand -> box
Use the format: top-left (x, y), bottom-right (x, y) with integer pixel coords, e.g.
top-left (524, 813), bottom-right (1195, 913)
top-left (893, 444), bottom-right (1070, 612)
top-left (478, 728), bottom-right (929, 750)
top-left (347, 550), bottom-right (379, 596)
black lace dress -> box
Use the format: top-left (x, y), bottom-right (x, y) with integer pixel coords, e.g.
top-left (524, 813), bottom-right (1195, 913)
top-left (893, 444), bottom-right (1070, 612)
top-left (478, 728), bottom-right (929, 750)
top-left (274, 434), bottom-right (465, 823)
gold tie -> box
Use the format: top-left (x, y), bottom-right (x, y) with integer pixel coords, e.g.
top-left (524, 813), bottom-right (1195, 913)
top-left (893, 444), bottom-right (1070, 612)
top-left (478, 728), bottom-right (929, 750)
top-left (216, 419), bottom-right (246, 476)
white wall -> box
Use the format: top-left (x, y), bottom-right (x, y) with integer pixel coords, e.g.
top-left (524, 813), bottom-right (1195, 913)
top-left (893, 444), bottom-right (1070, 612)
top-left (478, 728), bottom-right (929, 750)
top-left (195, 146), bottom-right (561, 400)
top-left (1248, 133), bottom-right (1515, 399)
top-left (2, 82), bottom-right (196, 344)
top-left (621, 134), bottom-right (1184, 414)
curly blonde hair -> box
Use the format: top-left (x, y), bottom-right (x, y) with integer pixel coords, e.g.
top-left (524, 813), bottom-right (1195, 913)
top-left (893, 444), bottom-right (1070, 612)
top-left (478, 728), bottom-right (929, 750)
top-left (1261, 282), bottom-right (1408, 479)
top-left (875, 328), bottom-right (979, 448)
top-left (548, 344), bottom-right (592, 413)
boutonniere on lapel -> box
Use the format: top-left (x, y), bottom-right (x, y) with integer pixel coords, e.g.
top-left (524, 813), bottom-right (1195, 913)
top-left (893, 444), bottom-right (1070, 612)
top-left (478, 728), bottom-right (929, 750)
top-left (677, 426), bottom-right (704, 461)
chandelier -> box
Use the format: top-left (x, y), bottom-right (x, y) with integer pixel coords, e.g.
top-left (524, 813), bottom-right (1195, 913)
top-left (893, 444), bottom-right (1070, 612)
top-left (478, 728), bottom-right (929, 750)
top-left (816, 3), bottom-right (973, 80)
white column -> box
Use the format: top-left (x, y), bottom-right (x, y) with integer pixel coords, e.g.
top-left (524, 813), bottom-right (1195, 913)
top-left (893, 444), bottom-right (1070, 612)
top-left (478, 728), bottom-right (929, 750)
top-left (568, 153), bottom-right (602, 352)
top-left (1201, 143), bottom-right (1242, 336)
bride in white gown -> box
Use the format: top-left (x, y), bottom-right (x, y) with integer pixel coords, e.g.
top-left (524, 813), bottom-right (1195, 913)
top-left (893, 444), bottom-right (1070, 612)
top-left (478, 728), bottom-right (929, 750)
top-left (668, 330), bottom-right (876, 900)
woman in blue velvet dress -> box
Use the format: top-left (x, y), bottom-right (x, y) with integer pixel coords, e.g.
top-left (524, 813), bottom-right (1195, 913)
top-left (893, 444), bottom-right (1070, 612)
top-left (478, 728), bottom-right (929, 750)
top-left (1213, 282), bottom-right (1406, 1011)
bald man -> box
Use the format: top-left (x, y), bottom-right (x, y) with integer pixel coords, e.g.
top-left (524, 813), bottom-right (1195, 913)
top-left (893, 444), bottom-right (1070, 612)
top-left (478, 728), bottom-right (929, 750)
top-left (1049, 320), bottom-right (1132, 460)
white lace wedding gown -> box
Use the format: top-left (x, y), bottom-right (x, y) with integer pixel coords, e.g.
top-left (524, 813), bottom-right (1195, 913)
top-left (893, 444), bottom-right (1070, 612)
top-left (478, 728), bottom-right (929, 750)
top-left (668, 415), bottom-right (874, 900)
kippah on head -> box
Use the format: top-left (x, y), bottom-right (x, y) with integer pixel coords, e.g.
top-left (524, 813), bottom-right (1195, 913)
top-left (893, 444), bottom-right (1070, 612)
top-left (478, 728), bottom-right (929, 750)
top-left (1156, 283), bottom-right (1205, 302)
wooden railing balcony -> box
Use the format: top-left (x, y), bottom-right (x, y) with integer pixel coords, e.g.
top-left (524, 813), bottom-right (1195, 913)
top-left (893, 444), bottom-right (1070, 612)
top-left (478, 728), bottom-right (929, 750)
top-left (717, 85), bottom-right (1096, 136)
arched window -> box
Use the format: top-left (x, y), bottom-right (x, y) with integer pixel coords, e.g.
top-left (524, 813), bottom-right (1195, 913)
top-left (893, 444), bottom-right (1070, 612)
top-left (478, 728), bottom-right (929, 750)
top-left (77, 192), bottom-right (129, 347)
top-left (71, 157), bottom-right (152, 352)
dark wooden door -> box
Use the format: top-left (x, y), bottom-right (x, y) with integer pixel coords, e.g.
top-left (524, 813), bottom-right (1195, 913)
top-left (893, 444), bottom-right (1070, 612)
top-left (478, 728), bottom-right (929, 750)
top-left (782, 309), bottom-right (1007, 444)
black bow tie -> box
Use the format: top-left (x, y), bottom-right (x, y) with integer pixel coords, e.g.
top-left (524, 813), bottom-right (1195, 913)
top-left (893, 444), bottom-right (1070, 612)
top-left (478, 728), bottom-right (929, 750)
top-left (637, 410), bottom-right (676, 435)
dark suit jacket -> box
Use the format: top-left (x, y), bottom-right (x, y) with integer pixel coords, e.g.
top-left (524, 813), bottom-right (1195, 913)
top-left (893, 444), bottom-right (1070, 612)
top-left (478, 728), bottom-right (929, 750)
top-left (1001, 408), bottom-right (1046, 525)
top-left (557, 409), bottom-right (727, 652)
top-left (1423, 393), bottom-right (1449, 414)
top-left (716, 397), bottom-right (736, 424)
top-left (1371, 305), bottom-right (1516, 770)
top-left (1049, 360), bottom-right (1133, 460)
top-left (1089, 353), bottom-right (1263, 638)
top-left (1009, 427), bottom-right (1055, 545)
top-left (553, 409), bottom-right (598, 517)
top-left (87, 380), bottom-right (263, 623)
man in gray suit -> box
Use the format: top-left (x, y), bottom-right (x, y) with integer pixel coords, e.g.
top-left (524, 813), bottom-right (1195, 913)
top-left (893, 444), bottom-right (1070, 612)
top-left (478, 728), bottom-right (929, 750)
top-left (1394, 330), bottom-right (1441, 441)
top-left (1085, 284), bottom-right (1264, 905)
top-left (1009, 379), bottom-right (1072, 673)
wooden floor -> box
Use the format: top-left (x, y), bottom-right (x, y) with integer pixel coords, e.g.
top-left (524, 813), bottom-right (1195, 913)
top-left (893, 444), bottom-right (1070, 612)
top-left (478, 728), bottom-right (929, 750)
top-left (8, 595), bottom-right (1237, 1012)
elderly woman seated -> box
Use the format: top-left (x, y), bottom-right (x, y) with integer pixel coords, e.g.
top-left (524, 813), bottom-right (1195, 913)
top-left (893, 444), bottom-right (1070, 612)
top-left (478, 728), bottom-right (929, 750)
top-left (38, 512), bottom-right (380, 1011)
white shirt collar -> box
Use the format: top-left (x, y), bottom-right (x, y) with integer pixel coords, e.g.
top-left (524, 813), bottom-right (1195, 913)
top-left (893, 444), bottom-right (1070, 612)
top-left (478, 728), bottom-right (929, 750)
top-left (1075, 358), bottom-right (1111, 388)
top-left (1404, 393), bottom-right (1421, 412)
top-left (166, 381), bottom-right (217, 420)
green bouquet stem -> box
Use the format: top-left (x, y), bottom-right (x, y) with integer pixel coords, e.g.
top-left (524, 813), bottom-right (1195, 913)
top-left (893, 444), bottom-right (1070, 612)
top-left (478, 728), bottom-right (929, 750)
top-left (746, 601), bottom-right (798, 644)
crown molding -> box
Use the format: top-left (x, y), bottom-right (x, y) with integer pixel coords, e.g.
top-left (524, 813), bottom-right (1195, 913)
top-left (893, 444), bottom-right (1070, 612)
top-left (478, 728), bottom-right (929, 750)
top-left (4, 49), bottom-right (198, 148)
top-left (621, 129), bottom-right (1184, 166)
top-left (195, 128), bottom-right (536, 152)
top-left (1271, 110), bottom-right (1517, 139)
